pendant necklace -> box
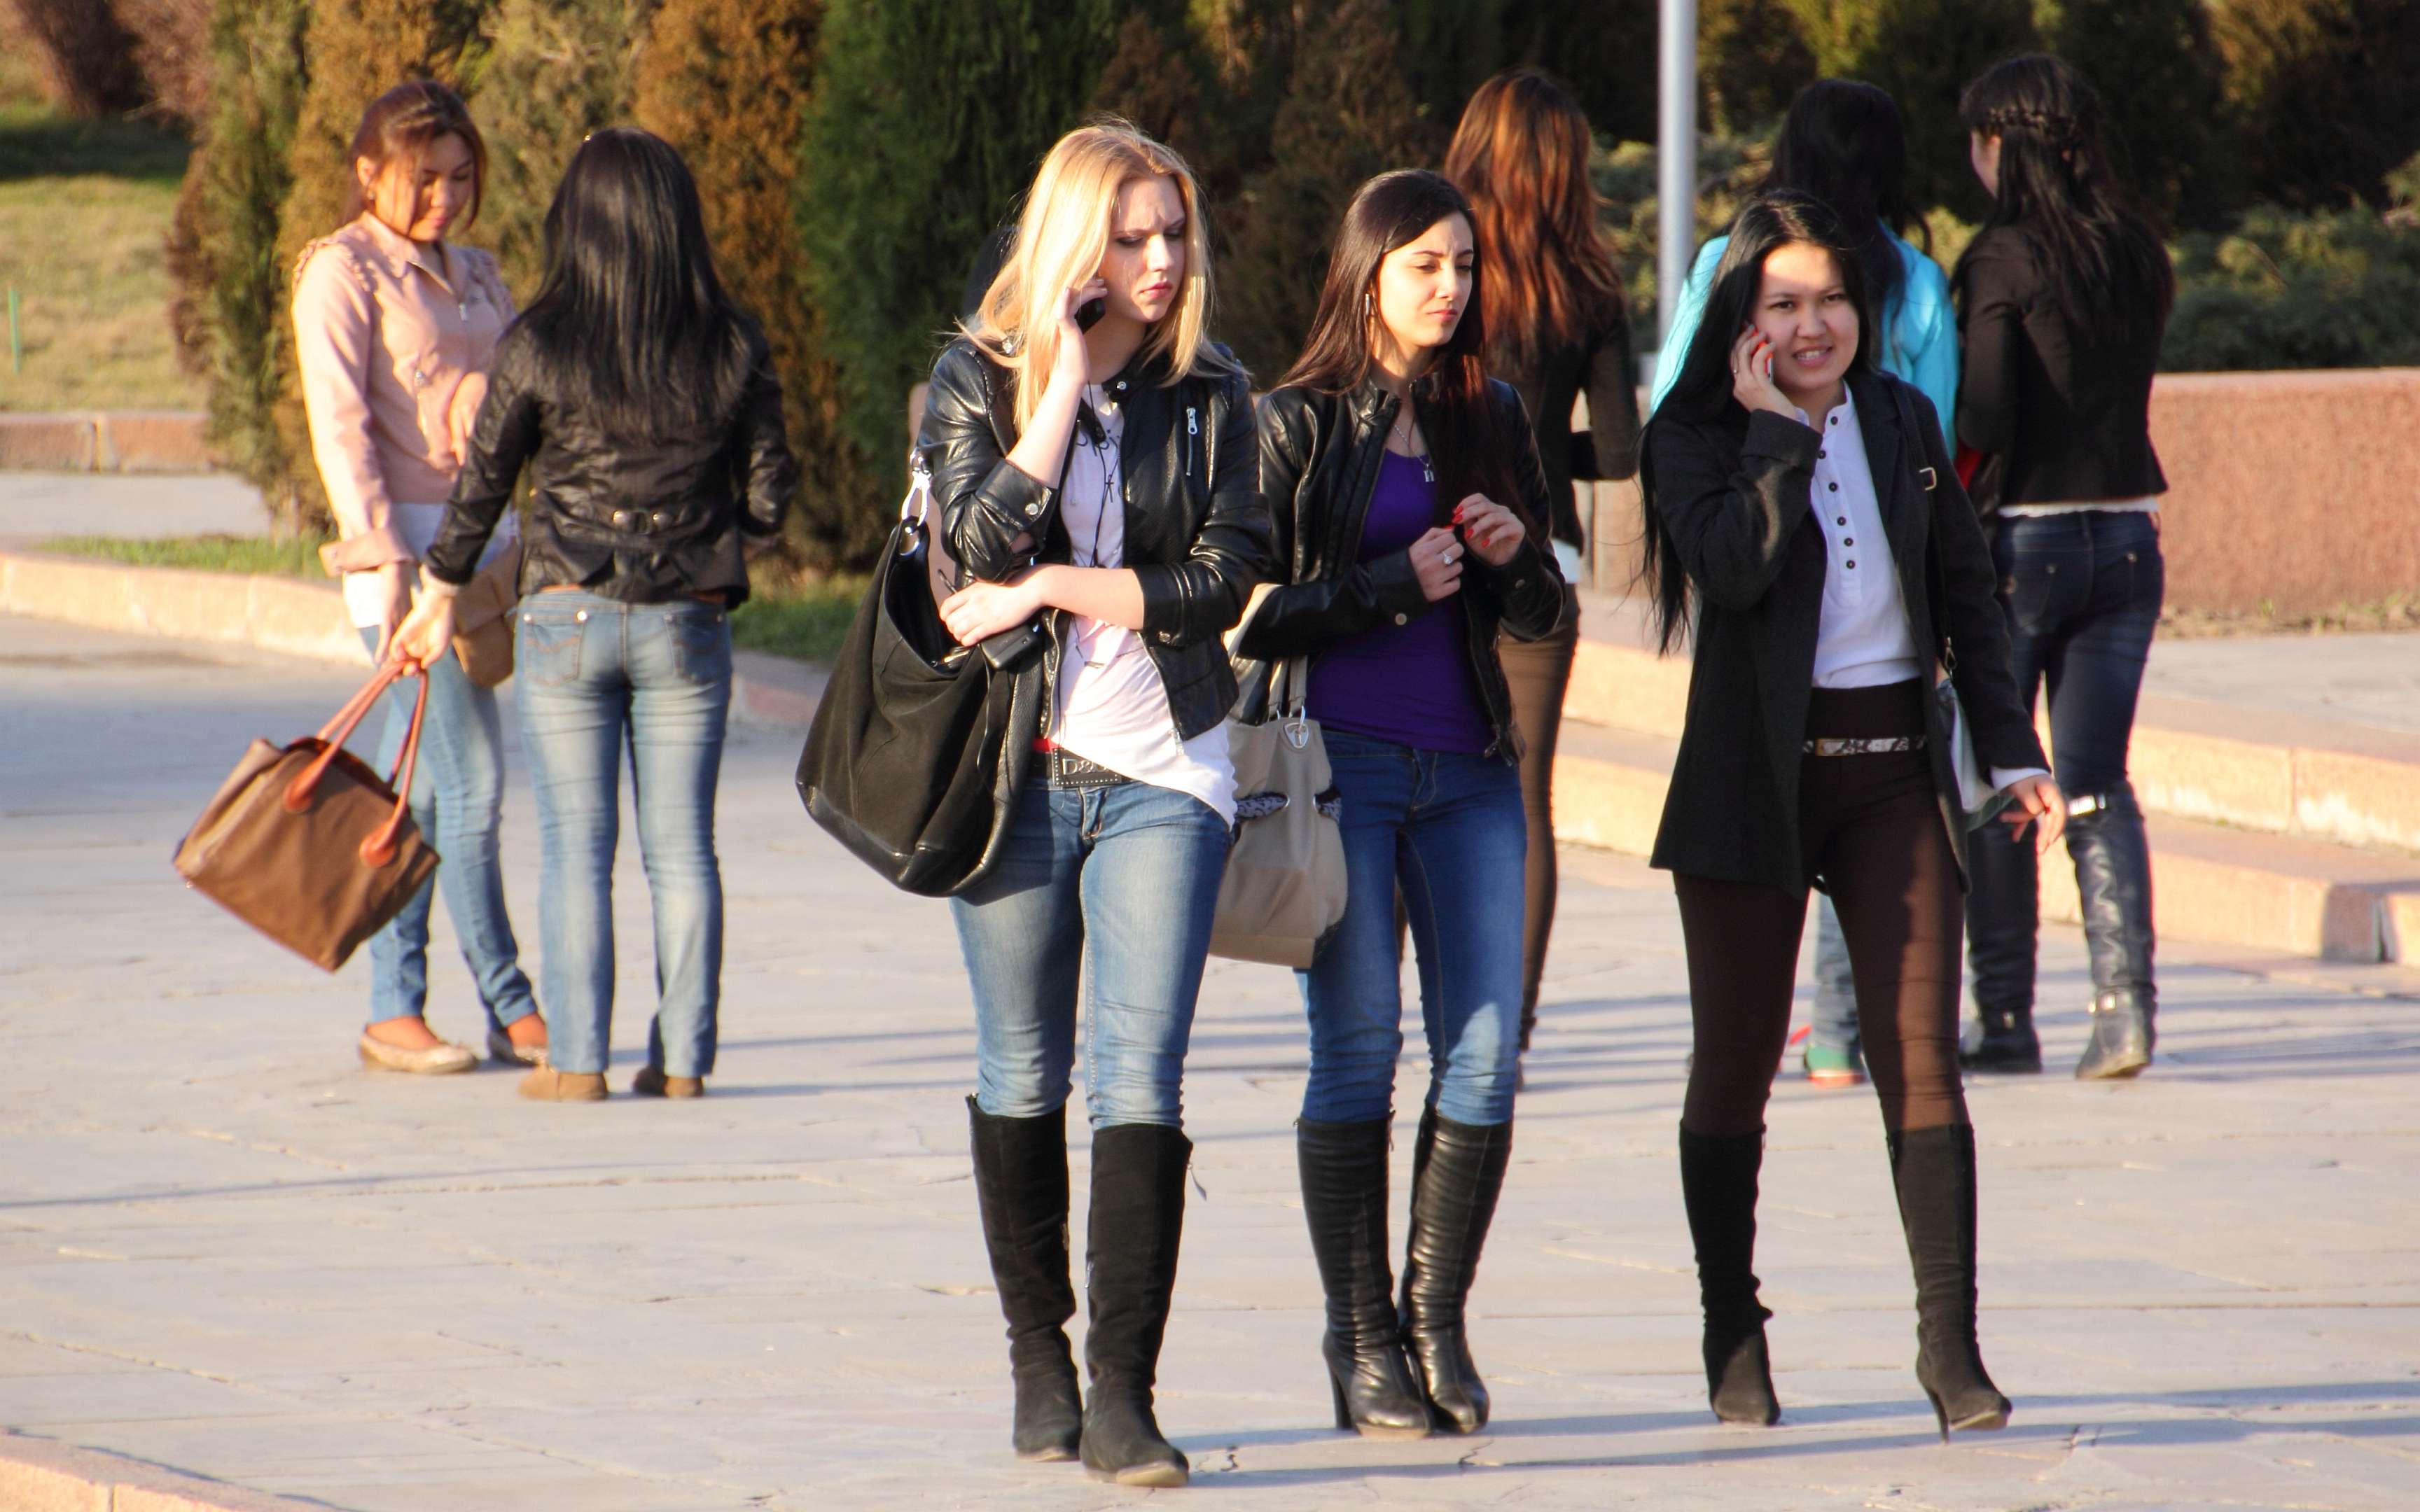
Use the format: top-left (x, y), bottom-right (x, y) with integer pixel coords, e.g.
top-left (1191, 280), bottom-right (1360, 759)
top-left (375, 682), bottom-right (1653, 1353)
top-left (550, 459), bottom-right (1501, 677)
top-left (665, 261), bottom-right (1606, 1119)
top-left (1391, 407), bottom-right (1434, 484)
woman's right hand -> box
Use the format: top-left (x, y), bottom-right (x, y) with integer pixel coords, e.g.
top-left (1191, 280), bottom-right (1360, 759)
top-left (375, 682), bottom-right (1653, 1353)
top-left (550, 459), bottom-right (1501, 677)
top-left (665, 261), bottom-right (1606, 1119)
top-left (1049, 278), bottom-right (1109, 391)
top-left (387, 589), bottom-right (457, 674)
top-left (369, 561), bottom-right (413, 662)
top-left (1730, 325), bottom-right (1794, 419)
top-left (1408, 526), bottom-right (1463, 603)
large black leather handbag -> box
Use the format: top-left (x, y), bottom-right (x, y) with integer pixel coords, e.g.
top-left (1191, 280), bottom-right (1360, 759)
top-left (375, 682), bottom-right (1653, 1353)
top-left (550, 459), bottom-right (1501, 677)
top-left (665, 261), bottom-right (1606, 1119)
top-left (796, 461), bottom-right (1045, 896)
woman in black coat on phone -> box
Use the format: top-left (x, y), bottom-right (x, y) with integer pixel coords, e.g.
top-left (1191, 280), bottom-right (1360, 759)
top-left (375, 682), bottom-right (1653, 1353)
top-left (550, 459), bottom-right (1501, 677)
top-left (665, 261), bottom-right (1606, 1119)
top-left (1639, 191), bottom-right (2064, 1438)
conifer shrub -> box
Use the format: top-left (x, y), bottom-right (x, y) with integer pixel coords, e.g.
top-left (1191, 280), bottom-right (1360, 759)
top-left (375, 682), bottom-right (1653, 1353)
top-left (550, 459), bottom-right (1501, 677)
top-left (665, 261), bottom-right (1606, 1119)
top-left (473, 0), bottom-right (643, 298)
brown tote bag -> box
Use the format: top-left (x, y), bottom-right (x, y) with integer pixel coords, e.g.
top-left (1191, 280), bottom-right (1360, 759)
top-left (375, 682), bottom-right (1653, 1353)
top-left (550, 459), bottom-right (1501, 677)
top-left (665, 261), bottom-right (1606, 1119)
top-left (174, 664), bottom-right (440, 972)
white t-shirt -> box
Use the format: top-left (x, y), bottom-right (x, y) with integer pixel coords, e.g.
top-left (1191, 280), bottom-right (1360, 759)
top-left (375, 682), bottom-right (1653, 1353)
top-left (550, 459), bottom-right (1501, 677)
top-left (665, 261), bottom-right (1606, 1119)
top-left (1050, 387), bottom-right (1236, 824)
top-left (341, 503), bottom-right (517, 631)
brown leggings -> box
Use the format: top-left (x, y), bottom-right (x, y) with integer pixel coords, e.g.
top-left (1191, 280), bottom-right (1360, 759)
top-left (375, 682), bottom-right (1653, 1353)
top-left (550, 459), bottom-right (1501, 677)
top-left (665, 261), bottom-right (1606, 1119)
top-left (1676, 683), bottom-right (1969, 1137)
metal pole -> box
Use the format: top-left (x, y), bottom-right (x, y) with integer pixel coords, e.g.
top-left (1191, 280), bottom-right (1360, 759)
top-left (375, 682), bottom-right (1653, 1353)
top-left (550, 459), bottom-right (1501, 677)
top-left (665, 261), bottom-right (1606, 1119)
top-left (1656, 0), bottom-right (1699, 347)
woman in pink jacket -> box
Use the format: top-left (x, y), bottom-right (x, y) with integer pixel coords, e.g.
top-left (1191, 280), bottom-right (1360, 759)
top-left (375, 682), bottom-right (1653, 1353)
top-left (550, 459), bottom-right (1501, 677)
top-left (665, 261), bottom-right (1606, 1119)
top-left (292, 80), bottom-right (545, 1075)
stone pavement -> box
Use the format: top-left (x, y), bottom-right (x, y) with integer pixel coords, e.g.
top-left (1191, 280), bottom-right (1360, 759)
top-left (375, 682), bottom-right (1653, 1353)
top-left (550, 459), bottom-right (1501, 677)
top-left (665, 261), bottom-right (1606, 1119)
top-left (3, 612), bottom-right (2418, 1512)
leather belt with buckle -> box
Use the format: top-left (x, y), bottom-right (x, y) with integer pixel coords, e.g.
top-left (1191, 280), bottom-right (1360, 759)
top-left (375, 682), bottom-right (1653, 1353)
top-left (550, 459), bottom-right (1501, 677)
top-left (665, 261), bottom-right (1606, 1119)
top-left (1036, 740), bottom-right (1129, 790)
top-left (1803, 734), bottom-right (1926, 756)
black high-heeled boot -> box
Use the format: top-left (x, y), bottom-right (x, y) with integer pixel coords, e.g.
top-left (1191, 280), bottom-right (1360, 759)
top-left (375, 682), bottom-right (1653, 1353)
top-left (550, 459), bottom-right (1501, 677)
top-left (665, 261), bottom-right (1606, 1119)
top-left (1398, 1105), bottom-right (1512, 1434)
top-left (1963, 787), bottom-right (2043, 1074)
top-left (966, 1098), bottom-right (1082, 1462)
top-left (1889, 1124), bottom-right (2011, 1440)
top-left (1678, 1125), bottom-right (1781, 1425)
top-left (1298, 1116), bottom-right (1431, 1438)
top-left (1961, 1002), bottom-right (2043, 1073)
top-left (2068, 784), bottom-right (2157, 1080)
top-left (1078, 1123), bottom-right (1192, 1488)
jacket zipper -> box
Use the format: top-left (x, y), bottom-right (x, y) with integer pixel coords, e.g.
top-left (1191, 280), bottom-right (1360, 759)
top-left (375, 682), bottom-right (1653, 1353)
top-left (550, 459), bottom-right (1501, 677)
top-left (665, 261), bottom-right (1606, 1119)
top-left (1185, 405), bottom-right (1198, 479)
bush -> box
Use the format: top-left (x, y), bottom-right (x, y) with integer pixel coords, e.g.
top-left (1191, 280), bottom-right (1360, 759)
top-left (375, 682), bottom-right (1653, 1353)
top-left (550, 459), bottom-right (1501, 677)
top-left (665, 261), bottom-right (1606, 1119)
top-left (2217, 0), bottom-right (2420, 210)
top-left (1592, 131), bottom-right (1772, 355)
top-left (472, 0), bottom-right (637, 298)
top-left (2037, 0), bottom-right (2234, 230)
top-left (6, 0), bottom-right (146, 117)
top-left (2162, 199), bottom-right (2420, 371)
top-left (117, 0), bottom-right (214, 129)
top-left (795, 0), bottom-right (1115, 560)
top-left (1699, 0), bottom-right (1814, 138)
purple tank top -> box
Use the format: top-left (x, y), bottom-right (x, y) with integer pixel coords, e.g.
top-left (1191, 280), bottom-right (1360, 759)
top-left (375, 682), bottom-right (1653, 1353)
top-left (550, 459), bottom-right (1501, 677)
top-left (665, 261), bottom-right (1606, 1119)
top-left (1305, 449), bottom-right (1494, 754)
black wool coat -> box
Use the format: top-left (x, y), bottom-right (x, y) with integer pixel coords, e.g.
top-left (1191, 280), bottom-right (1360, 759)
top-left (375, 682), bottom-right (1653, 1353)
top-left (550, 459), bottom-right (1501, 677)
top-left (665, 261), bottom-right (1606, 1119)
top-left (1641, 368), bottom-right (2047, 894)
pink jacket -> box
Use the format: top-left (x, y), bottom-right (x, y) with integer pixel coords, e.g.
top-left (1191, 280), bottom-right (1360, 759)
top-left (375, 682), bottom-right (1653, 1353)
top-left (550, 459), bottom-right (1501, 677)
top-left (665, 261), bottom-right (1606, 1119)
top-left (291, 214), bottom-right (515, 574)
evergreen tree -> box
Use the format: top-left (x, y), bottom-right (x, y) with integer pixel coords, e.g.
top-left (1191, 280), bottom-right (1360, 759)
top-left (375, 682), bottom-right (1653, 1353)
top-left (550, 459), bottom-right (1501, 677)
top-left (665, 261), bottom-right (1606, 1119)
top-left (473, 0), bottom-right (651, 298)
top-left (2216, 0), bottom-right (2420, 209)
top-left (2036, 0), bottom-right (2234, 230)
top-left (164, 0), bottom-right (310, 528)
top-left (795, 0), bottom-right (1115, 559)
top-left (1699, 0), bottom-right (1814, 136)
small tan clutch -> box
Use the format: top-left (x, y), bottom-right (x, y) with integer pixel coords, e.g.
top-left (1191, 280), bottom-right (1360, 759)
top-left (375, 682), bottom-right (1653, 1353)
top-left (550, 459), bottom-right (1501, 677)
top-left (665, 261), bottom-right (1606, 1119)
top-left (448, 541), bottom-right (522, 688)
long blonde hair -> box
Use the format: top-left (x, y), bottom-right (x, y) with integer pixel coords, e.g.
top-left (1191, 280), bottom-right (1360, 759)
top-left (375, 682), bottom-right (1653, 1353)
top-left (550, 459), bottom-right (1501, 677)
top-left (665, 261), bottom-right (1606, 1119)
top-left (965, 119), bottom-right (1230, 432)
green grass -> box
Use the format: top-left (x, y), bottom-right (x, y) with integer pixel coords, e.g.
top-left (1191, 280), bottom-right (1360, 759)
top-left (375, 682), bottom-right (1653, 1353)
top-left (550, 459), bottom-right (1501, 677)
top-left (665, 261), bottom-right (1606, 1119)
top-left (42, 532), bottom-right (331, 578)
top-left (0, 94), bottom-right (200, 412)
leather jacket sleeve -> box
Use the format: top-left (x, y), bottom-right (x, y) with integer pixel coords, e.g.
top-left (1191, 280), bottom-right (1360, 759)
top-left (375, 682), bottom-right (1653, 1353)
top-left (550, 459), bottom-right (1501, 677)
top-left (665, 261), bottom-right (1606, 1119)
top-left (922, 340), bottom-right (1055, 584)
top-left (1465, 386), bottom-right (1568, 642)
top-left (1643, 408), bottom-right (1821, 613)
top-left (1914, 390), bottom-right (2047, 772)
top-left (426, 330), bottom-right (542, 588)
top-left (736, 335), bottom-right (797, 538)
top-left (1234, 388), bottom-right (1432, 663)
top-left (1131, 368), bottom-right (1273, 647)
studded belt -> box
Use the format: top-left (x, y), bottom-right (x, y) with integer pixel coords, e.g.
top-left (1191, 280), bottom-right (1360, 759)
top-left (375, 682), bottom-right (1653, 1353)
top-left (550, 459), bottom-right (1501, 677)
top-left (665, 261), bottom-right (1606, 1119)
top-left (1803, 734), bottom-right (1926, 757)
top-left (1035, 740), bottom-right (1130, 790)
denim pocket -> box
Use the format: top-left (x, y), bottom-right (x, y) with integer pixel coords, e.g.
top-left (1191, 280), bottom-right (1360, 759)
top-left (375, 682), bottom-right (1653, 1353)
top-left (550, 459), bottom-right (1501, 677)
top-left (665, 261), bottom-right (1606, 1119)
top-left (668, 608), bottom-right (732, 685)
top-left (517, 612), bottom-right (583, 687)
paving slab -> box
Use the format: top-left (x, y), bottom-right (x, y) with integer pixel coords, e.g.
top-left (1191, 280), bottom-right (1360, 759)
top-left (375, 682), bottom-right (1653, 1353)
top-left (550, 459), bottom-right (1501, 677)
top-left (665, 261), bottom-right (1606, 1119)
top-left (4, 612), bottom-right (2419, 1511)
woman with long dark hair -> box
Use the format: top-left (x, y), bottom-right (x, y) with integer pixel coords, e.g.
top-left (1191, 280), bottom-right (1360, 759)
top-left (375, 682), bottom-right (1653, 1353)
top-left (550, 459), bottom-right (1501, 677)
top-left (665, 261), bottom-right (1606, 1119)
top-left (1652, 79), bottom-right (1961, 1088)
top-left (1442, 67), bottom-right (1638, 1068)
top-left (390, 127), bottom-right (794, 1102)
top-left (1954, 55), bottom-right (2174, 1082)
top-left (1640, 190), bottom-right (2064, 1436)
top-left (1240, 169), bottom-right (1564, 1439)
top-left (919, 121), bottom-right (1269, 1487)
top-left (292, 80), bottom-right (543, 1076)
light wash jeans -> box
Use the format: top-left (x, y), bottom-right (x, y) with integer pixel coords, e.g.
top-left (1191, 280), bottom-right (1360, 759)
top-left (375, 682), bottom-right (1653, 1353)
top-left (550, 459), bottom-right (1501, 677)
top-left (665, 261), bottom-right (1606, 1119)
top-left (1300, 732), bottom-right (1526, 1128)
top-left (513, 592), bottom-right (731, 1078)
top-left (950, 780), bottom-right (1230, 1130)
top-left (357, 629), bottom-right (538, 1032)
top-left (1809, 895), bottom-right (1861, 1058)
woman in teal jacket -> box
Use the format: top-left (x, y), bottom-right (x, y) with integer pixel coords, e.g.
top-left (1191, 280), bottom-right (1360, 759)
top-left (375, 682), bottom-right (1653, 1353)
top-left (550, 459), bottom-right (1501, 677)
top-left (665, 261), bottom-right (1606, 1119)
top-left (1647, 80), bottom-right (1954, 1084)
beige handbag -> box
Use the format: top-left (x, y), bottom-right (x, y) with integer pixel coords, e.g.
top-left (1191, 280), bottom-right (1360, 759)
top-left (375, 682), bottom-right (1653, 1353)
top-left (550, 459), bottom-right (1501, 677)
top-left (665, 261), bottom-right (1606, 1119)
top-left (447, 540), bottom-right (522, 688)
top-left (1210, 588), bottom-right (1349, 967)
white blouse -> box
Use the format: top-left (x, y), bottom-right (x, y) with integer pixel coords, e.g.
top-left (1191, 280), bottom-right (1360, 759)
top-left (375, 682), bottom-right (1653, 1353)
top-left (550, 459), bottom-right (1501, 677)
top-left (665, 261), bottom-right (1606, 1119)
top-left (1050, 387), bottom-right (1237, 823)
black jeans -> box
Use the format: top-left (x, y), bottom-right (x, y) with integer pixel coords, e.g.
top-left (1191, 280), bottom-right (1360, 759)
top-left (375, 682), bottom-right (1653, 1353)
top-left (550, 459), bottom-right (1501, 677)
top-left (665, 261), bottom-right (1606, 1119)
top-left (1965, 510), bottom-right (2164, 1014)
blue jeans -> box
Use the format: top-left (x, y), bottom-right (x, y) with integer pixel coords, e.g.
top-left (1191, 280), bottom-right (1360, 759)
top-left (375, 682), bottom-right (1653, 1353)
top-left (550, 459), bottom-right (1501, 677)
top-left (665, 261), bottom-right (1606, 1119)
top-left (357, 629), bottom-right (538, 1032)
top-left (951, 780), bottom-right (1230, 1130)
top-left (1300, 734), bottom-right (1526, 1127)
top-left (1809, 894), bottom-right (1860, 1057)
top-left (1966, 511), bottom-right (2165, 1012)
top-left (514, 592), bottom-right (732, 1077)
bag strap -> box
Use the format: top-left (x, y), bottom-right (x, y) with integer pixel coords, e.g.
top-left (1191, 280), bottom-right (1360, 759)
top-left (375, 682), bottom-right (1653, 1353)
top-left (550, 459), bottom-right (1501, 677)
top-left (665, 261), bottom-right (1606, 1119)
top-left (282, 664), bottom-right (430, 866)
top-left (1882, 377), bottom-right (1959, 678)
top-left (360, 673), bottom-right (429, 866)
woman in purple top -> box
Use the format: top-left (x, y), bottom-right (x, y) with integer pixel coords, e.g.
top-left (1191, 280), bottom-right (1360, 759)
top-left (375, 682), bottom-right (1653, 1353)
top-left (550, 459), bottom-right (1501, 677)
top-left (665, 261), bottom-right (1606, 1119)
top-left (1239, 171), bottom-right (1566, 1440)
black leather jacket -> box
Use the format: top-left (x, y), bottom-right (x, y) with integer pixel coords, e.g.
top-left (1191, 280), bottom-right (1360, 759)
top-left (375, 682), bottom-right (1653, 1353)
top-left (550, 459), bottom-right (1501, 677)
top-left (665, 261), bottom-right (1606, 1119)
top-left (426, 320), bottom-right (795, 603)
top-left (919, 336), bottom-right (1272, 743)
top-left (1235, 374), bottom-right (1567, 759)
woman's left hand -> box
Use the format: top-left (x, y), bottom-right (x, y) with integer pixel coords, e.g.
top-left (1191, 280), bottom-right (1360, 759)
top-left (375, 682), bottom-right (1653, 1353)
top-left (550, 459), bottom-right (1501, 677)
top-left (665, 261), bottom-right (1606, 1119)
top-left (387, 589), bottom-right (457, 673)
top-left (1452, 494), bottom-right (1526, 568)
top-left (940, 569), bottom-right (1049, 647)
top-left (2000, 774), bottom-right (2068, 854)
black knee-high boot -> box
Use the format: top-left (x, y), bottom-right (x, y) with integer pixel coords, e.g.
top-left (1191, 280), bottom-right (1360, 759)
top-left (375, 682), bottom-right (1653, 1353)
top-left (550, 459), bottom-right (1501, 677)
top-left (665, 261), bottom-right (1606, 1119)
top-left (1298, 1116), bottom-right (1431, 1437)
top-left (1398, 1105), bottom-right (1512, 1434)
top-left (966, 1098), bottom-right (1082, 1461)
top-left (2068, 783), bottom-right (2157, 1080)
top-left (1889, 1124), bottom-right (2010, 1439)
top-left (1079, 1123), bottom-right (1192, 1487)
top-left (1678, 1125), bottom-right (1781, 1424)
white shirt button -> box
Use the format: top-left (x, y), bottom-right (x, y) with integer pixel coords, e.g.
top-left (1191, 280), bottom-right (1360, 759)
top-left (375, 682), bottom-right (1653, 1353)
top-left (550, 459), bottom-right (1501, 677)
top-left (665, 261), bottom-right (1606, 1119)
top-left (1393, 612), bottom-right (1409, 626)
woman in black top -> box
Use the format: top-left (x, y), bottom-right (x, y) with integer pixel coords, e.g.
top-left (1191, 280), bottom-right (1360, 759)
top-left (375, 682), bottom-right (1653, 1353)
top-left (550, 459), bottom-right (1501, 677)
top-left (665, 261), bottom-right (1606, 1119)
top-left (391, 129), bottom-right (795, 1102)
top-left (1640, 191), bottom-right (2062, 1436)
top-left (1953, 55), bottom-right (2174, 1082)
top-left (1442, 67), bottom-right (1639, 1064)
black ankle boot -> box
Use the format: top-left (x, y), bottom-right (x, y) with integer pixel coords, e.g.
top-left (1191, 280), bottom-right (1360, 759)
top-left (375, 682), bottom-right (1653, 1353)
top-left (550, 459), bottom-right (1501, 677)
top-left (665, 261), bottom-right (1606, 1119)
top-left (1078, 1123), bottom-right (1191, 1488)
top-left (966, 1098), bottom-right (1082, 1462)
top-left (1298, 1116), bottom-right (1430, 1438)
top-left (1961, 1002), bottom-right (2043, 1073)
top-left (1398, 1106), bottom-right (1511, 1434)
top-left (1889, 1124), bottom-right (2010, 1440)
top-left (1678, 1125), bottom-right (1780, 1425)
top-left (2068, 784), bottom-right (2157, 1079)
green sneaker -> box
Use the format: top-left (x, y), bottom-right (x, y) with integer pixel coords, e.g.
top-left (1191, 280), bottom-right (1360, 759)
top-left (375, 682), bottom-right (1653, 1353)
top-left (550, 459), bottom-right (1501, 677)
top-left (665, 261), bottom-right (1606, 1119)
top-left (1801, 1040), bottom-right (1866, 1087)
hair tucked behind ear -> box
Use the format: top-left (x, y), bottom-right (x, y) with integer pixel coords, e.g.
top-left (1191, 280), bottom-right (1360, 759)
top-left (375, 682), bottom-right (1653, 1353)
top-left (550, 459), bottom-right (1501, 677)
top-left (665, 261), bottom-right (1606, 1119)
top-left (1957, 54), bottom-right (2173, 333)
top-left (1636, 192), bottom-right (1874, 654)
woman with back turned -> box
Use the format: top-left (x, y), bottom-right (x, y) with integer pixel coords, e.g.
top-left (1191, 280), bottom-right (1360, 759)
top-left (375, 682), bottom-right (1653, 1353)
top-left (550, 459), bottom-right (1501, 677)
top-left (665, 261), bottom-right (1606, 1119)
top-left (1953, 55), bottom-right (2175, 1082)
top-left (1240, 169), bottom-right (1566, 1440)
top-left (390, 128), bottom-right (795, 1102)
top-left (1640, 190), bottom-right (2064, 1436)
top-left (1442, 67), bottom-right (1639, 1070)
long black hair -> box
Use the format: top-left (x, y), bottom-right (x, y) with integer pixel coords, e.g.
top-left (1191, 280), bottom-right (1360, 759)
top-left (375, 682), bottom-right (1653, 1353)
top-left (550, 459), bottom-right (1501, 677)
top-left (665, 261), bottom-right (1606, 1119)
top-left (1280, 169), bottom-right (1521, 531)
top-left (1956, 55), bottom-right (2173, 332)
top-left (515, 127), bottom-right (753, 440)
top-left (1638, 191), bottom-right (1876, 653)
top-left (1765, 80), bottom-right (1914, 346)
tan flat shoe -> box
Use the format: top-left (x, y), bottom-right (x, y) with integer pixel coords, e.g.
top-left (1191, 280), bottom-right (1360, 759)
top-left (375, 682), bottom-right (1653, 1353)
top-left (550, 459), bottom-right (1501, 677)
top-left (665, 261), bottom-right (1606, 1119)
top-left (358, 1031), bottom-right (477, 1076)
top-left (631, 1066), bottom-right (704, 1098)
top-left (519, 1066), bottom-right (608, 1101)
top-left (487, 1027), bottom-right (548, 1068)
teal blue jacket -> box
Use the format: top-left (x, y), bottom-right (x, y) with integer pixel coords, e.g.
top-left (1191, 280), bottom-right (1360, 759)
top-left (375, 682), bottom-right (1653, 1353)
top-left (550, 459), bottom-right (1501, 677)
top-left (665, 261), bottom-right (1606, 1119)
top-left (1648, 232), bottom-right (1957, 448)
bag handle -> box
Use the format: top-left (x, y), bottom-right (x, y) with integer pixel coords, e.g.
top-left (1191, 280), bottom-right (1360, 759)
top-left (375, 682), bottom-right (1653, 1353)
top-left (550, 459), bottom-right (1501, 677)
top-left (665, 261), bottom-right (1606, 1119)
top-left (281, 664), bottom-right (431, 867)
top-left (359, 672), bottom-right (429, 867)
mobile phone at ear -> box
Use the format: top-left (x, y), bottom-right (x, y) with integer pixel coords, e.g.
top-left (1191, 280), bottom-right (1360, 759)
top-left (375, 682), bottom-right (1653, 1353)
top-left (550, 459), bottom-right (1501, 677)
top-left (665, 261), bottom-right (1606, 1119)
top-left (1076, 297), bottom-right (1107, 332)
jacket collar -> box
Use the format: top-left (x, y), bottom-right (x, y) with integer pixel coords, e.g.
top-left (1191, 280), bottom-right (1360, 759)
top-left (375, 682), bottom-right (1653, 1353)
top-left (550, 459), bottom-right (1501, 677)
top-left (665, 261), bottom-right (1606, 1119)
top-left (1347, 368), bottom-right (1442, 426)
top-left (349, 212), bottom-right (457, 293)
